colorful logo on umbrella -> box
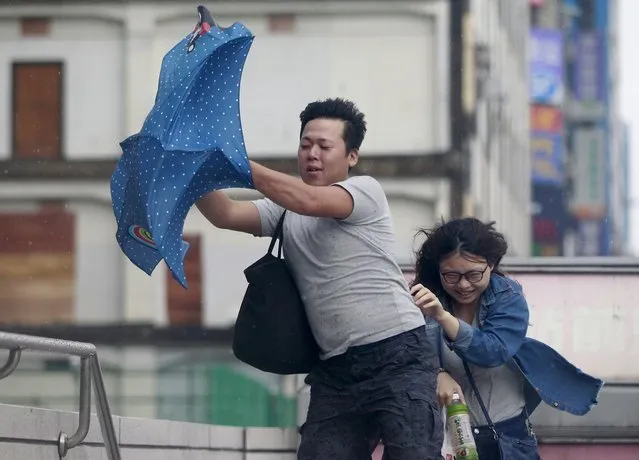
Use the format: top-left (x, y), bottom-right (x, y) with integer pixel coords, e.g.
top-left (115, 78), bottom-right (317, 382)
top-left (128, 225), bottom-right (157, 249)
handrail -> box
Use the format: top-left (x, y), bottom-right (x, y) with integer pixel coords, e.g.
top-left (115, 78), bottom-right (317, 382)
top-left (0, 331), bottom-right (121, 460)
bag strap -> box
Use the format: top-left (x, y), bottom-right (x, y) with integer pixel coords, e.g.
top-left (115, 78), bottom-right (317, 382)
top-left (462, 359), bottom-right (499, 439)
top-left (267, 210), bottom-right (287, 258)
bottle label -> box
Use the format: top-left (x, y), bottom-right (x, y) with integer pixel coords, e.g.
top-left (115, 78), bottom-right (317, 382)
top-left (447, 412), bottom-right (478, 458)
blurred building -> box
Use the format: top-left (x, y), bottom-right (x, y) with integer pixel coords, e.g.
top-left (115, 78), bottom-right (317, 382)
top-left (565, 0), bottom-right (630, 255)
top-left (530, 0), bottom-right (630, 256)
top-left (464, 0), bottom-right (532, 257)
top-left (0, 0), bottom-right (530, 420)
top-left (619, 122), bottom-right (631, 250)
top-left (606, 1), bottom-right (632, 254)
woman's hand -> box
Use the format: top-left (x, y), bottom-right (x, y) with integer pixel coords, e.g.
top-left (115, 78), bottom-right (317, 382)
top-left (437, 371), bottom-right (465, 407)
top-left (411, 284), bottom-right (446, 320)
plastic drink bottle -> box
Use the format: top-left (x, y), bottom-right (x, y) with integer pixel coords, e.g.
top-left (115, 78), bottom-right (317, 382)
top-left (446, 392), bottom-right (479, 460)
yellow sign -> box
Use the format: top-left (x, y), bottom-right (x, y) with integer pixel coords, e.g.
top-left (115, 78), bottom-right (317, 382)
top-left (532, 135), bottom-right (562, 184)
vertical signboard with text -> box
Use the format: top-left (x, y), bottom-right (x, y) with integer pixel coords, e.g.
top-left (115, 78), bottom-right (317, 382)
top-left (529, 28), bottom-right (566, 256)
top-left (531, 106), bottom-right (564, 186)
top-left (570, 29), bottom-right (609, 255)
top-left (530, 28), bottom-right (564, 106)
top-left (571, 127), bottom-right (607, 255)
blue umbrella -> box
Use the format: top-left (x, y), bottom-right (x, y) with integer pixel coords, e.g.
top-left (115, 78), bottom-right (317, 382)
top-left (110, 5), bottom-right (255, 288)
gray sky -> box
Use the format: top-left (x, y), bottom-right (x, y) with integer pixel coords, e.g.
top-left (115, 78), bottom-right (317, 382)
top-left (619, 0), bottom-right (638, 254)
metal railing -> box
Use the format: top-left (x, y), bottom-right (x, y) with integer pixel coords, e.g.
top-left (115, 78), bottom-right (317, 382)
top-left (0, 331), bottom-right (121, 459)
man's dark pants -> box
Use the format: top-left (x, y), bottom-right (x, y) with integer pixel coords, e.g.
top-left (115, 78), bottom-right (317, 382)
top-left (297, 326), bottom-right (444, 460)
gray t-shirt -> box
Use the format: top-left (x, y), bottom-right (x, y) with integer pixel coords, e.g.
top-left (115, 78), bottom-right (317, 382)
top-left (252, 175), bottom-right (426, 360)
top-left (441, 315), bottom-right (526, 426)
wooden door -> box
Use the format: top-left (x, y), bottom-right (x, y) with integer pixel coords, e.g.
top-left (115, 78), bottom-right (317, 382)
top-left (166, 235), bottom-right (203, 325)
top-left (12, 62), bottom-right (63, 159)
top-left (0, 204), bottom-right (75, 325)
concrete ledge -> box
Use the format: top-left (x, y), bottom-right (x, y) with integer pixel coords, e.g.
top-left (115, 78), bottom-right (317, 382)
top-left (0, 404), bottom-right (298, 459)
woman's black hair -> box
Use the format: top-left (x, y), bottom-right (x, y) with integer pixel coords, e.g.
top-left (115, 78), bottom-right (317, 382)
top-left (413, 217), bottom-right (508, 295)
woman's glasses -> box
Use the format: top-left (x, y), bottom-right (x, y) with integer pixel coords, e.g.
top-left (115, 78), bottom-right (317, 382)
top-left (440, 265), bottom-right (489, 284)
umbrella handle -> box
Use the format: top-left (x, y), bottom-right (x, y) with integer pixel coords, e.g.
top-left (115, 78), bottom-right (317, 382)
top-left (186, 5), bottom-right (219, 53)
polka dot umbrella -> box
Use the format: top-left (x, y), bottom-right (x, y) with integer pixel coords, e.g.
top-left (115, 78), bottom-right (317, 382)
top-left (110, 5), bottom-right (255, 288)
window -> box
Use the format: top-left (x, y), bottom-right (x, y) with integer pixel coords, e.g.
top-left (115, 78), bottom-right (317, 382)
top-left (0, 204), bottom-right (75, 325)
top-left (166, 235), bottom-right (203, 326)
top-left (12, 62), bottom-right (63, 159)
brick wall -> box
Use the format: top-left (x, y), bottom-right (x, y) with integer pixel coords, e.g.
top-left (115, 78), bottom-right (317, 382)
top-left (0, 204), bottom-right (75, 325)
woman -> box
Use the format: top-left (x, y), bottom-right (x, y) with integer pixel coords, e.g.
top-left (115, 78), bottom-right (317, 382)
top-left (410, 217), bottom-right (603, 460)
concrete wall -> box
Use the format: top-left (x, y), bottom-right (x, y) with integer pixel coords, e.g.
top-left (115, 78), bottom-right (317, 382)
top-left (0, 403), bottom-right (298, 459)
top-left (0, 0), bottom-right (453, 327)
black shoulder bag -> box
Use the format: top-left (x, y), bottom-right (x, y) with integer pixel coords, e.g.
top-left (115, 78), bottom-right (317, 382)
top-left (232, 211), bottom-right (320, 374)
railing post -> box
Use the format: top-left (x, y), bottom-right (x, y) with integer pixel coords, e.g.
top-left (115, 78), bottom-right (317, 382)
top-left (91, 354), bottom-right (121, 460)
top-left (58, 355), bottom-right (91, 458)
top-left (0, 349), bottom-right (21, 380)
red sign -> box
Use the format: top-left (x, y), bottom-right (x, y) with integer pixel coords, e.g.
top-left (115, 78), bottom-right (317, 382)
top-left (531, 105), bottom-right (563, 133)
top-left (533, 217), bottom-right (559, 242)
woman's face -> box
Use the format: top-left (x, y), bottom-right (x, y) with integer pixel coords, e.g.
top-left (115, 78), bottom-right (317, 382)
top-left (439, 252), bottom-right (492, 307)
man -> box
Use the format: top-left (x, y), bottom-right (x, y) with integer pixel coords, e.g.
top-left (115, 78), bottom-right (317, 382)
top-left (197, 98), bottom-right (443, 459)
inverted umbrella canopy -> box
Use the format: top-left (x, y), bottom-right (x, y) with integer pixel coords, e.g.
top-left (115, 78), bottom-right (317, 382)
top-left (111, 5), bottom-right (255, 288)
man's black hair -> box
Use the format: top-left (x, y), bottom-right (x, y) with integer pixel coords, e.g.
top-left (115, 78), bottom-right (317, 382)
top-left (299, 98), bottom-right (367, 153)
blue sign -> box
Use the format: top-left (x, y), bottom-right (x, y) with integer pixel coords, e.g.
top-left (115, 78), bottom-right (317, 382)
top-left (531, 132), bottom-right (564, 186)
top-left (530, 28), bottom-right (564, 106)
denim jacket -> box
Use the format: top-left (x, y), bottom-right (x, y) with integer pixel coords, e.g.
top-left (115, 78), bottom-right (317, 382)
top-left (431, 273), bottom-right (604, 416)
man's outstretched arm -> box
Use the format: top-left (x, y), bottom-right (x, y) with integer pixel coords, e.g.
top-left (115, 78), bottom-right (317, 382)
top-left (196, 190), bottom-right (262, 235)
top-left (249, 161), bottom-right (353, 219)
top-left (196, 161), bottom-right (355, 234)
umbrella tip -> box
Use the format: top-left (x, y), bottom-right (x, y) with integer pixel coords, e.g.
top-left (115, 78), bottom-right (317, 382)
top-left (197, 5), bottom-right (216, 29)
top-left (187, 5), bottom-right (217, 53)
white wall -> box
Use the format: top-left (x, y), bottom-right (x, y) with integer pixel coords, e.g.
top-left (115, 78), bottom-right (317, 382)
top-left (0, 0), bottom-right (455, 324)
top-left (0, 2), bottom-right (450, 159)
top-left (512, 271), bottom-right (639, 383)
top-left (0, 403), bottom-right (298, 459)
top-left (71, 201), bottom-right (124, 323)
top-left (0, 17), bottom-right (125, 159)
top-left (384, 179), bottom-right (450, 265)
top-left (153, 8), bottom-right (447, 156)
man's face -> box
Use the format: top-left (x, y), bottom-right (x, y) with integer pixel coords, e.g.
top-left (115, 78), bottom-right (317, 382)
top-left (297, 118), bottom-right (358, 186)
